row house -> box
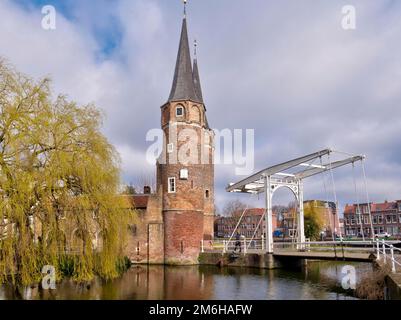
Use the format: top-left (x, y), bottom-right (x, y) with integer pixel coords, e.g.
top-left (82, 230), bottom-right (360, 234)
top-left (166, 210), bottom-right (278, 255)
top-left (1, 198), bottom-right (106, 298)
top-left (214, 209), bottom-right (277, 239)
top-left (343, 200), bottom-right (401, 238)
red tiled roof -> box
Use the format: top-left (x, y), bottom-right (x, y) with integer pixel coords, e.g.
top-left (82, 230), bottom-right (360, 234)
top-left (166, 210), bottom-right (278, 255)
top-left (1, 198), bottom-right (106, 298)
top-left (132, 195), bottom-right (149, 209)
top-left (371, 202), bottom-right (396, 212)
top-left (344, 201), bottom-right (397, 214)
top-left (119, 195), bottom-right (149, 209)
top-left (246, 208), bottom-right (265, 215)
top-left (344, 204), bottom-right (355, 214)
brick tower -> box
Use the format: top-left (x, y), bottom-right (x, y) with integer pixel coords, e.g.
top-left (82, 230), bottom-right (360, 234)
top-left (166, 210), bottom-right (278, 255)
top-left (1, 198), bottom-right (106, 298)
top-left (157, 13), bottom-right (214, 265)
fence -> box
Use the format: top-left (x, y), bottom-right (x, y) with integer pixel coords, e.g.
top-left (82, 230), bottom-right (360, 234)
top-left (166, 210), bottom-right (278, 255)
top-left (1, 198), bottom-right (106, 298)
top-left (201, 238), bottom-right (265, 254)
top-left (201, 238), bottom-right (389, 255)
top-left (376, 239), bottom-right (401, 273)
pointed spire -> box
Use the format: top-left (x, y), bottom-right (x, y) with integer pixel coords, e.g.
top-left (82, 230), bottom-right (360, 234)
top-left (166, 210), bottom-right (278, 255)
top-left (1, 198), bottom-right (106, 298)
top-left (192, 40), bottom-right (204, 103)
top-left (183, 0), bottom-right (187, 18)
top-left (168, 16), bottom-right (199, 103)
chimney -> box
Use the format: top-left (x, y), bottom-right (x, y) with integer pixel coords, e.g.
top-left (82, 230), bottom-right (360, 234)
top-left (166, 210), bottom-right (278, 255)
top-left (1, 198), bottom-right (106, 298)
top-left (144, 186), bottom-right (151, 194)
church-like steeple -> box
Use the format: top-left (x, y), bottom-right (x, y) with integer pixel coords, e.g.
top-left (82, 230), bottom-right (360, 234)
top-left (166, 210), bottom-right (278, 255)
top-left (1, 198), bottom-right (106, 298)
top-left (168, 17), bottom-right (200, 103)
top-left (192, 40), bottom-right (204, 104)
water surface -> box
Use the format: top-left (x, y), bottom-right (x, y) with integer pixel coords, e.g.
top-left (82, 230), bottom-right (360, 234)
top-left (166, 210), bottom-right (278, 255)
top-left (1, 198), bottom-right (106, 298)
top-left (0, 261), bottom-right (373, 300)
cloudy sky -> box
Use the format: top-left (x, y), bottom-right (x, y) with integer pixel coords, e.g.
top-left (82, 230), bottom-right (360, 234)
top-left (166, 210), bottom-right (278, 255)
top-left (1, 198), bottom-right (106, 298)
top-left (1, 0), bottom-right (400, 213)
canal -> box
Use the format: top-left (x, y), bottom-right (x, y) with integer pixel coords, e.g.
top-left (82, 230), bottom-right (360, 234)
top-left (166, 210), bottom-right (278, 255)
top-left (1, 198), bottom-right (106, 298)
top-left (0, 261), bottom-right (373, 300)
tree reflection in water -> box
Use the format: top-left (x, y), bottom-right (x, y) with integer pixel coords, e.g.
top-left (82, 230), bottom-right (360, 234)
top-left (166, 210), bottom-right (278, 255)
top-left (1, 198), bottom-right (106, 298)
top-left (0, 261), bottom-right (373, 300)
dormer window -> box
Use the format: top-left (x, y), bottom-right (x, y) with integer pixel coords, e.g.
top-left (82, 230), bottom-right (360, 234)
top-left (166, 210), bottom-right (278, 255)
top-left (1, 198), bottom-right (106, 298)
top-left (176, 106), bottom-right (184, 117)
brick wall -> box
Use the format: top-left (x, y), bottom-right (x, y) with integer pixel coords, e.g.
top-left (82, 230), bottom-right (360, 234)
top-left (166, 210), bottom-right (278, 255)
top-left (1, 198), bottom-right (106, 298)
top-left (125, 189), bottom-right (164, 264)
top-left (164, 210), bottom-right (204, 264)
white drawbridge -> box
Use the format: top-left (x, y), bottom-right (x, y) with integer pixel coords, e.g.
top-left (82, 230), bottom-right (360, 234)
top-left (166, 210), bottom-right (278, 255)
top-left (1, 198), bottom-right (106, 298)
top-left (226, 148), bottom-right (371, 254)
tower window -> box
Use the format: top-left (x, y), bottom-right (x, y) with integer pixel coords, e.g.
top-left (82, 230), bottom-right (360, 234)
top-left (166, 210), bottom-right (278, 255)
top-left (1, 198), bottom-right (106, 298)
top-left (167, 143), bottom-right (174, 153)
top-left (205, 190), bottom-right (210, 198)
top-left (168, 177), bottom-right (176, 193)
top-left (176, 106), bottom-right (184, 117)
top-left (179, 168), bottom-right (188, 180)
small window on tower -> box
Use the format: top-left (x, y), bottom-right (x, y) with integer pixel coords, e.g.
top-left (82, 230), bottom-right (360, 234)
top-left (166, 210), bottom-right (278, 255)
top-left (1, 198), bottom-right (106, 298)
top-left (176, 106), bottom-right (184, 117)
top-left (167, 143), bottom-right (174, 153)
top-left (168, 177), bottom-right (176, 193)
top-left (179, 169), bottom-right (188, 180)
top-left (205, 190), bottom-right (210, 198)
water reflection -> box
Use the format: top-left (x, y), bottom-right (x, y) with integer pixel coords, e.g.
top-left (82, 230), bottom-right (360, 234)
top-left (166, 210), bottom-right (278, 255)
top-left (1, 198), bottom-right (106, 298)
top-left (0, 261), bottom-right (372, 300)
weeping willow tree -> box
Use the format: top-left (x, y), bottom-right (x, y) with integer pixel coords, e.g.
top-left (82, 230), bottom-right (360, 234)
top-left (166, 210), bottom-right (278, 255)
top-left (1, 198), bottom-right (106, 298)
top-left (303, 202), bottom-right (325, 240)
top-left (0, 60), bottom-right (134, 286)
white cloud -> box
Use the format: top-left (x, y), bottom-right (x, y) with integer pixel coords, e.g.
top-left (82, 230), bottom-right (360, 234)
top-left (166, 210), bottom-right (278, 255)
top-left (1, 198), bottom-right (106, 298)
top-left (1, 0), bottom-right (401, 209)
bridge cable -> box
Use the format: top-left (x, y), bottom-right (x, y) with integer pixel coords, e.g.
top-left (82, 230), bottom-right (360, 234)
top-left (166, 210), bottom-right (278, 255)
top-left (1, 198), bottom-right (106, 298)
top-left (361, 159), bottom-right (375, 240)
top-left (247, 211), bottom-right (265, 250)
top-left (227, 191), bottom-right (258, 251)
top-left (352, 161), bottom-right (365, 241)
top-left (228, 205), bottom-right (249, 248)
top-left (328, 153), bottom-right (343, 238)
top-left (320, 156), bottom-right (336, 243)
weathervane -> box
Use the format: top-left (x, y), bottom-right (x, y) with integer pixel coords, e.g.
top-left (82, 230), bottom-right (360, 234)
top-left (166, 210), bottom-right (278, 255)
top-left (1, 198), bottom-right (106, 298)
top-left (183, 0), bottom-right (187, 18)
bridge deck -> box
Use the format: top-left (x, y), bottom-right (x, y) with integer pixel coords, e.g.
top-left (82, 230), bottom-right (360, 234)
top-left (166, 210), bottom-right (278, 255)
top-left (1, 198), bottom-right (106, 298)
top-left (273, 250), bottom-right (374, 262)
top-left (203, 249), bottom-right (375, 262)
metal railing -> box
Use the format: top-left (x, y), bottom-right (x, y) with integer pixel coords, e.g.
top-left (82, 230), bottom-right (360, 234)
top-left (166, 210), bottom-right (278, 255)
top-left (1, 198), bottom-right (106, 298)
top-left (201, 238), bottom-right (265, 254)
top-left (202, 239), bottom-right (401, 270)
top-left (376, 239), bottom-right (401, 273)
top-left (275, 240), bottom-right (377, 252)
top-left (201, 238), bottom-right (382, 255)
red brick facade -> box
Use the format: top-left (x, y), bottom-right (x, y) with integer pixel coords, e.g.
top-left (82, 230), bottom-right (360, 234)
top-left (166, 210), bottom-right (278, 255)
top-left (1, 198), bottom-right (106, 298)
top-left (157, 100), bottom-right (214, 264)
top-left (215, 209), bottom-right (277, 239)
top-left (343, 200), bottom-right (401, 239)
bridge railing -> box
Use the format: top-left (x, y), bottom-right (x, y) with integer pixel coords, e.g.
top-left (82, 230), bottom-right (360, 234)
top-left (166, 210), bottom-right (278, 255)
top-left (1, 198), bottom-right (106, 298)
top-left (201, 238), bottom-right (265, 254)
top-left (376, 239), bottom-right (401, 273)
top-left (202, 239), bottom-right (386, 255)
top-left (274, 240), bottom-right (378, 253)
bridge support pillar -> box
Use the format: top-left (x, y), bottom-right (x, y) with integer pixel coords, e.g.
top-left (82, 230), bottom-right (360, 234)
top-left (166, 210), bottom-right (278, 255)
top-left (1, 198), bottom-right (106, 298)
top-left (297, 180), bottom-right (305, 249)
top-left (264, 175), bottom-right (274, 254)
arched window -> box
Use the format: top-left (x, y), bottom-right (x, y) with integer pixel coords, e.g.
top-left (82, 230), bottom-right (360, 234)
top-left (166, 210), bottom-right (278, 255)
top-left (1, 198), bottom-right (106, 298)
top-left (176, 105), bottom-right (184, 117)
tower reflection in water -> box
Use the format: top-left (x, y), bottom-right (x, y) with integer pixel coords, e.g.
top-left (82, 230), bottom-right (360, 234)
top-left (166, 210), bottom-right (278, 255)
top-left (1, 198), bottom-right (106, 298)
top-left (0, 262), bottom-right (370, 300)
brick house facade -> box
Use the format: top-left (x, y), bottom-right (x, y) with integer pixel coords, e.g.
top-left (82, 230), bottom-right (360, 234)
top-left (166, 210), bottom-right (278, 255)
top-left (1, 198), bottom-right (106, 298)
top-left (343, 200), bottom-right (401, 238)
top-left (214, 200), bottom-right (339, 240)
top-left (214, 209), bottom-right (277, 239)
